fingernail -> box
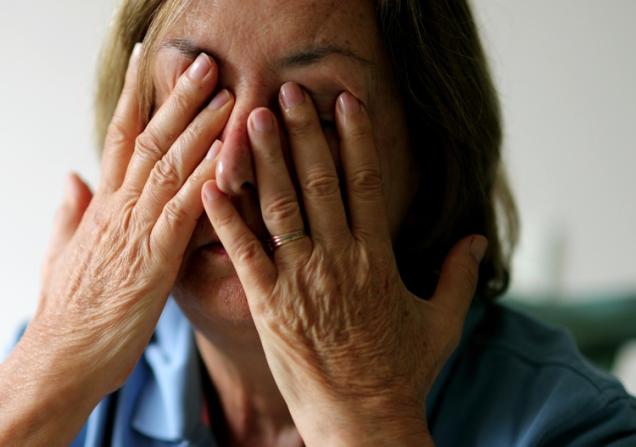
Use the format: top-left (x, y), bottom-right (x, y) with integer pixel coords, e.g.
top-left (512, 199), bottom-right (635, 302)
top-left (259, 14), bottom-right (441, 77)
top-left (470, 236), bottom-right (488, 263)
top-left (251, 108), bottom-right (274, 133)
top-left (188, 53), bottom-right (211, 81)
top-left (280, 82), bottom-right (304, 109)
top-left (203, 182), bottom-right (218, 203)
top-left (216, 159), bottom-right (224, 178)
top-left (338, 92), bottom-right (361, 115)
top-left (206, 140), bottom-right (223, 160)
top-left (209, 89), bottom-right (231, 110)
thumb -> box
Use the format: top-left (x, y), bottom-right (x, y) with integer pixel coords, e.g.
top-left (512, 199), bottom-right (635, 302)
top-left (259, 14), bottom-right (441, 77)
top-left (41, 172), bottom-right (93, 281)
top-left (430, 235), bottom-right (488, 323)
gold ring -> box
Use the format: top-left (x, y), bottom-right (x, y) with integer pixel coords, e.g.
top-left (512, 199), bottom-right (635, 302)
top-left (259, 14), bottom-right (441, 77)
top-left (267, 230), bottom-right (307, 251)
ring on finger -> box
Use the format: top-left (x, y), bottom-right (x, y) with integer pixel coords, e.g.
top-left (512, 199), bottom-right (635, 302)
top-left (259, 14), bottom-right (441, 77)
top-left (267, 230), bottom-right (307, 252)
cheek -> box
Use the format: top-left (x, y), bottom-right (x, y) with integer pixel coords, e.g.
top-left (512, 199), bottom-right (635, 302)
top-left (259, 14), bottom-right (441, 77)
top-left (370, 109), bottom-right (416, 237)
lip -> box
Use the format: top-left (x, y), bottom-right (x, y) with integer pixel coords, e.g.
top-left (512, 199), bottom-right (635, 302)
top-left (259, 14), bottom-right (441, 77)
top-left (199, 241), bottom-right (226, 253)
top-left (194, 215), bottom-right (270, 257)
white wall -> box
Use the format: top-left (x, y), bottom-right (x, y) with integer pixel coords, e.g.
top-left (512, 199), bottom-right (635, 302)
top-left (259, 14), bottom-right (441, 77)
top-left (473, 0), bottom-right (636, 299)
top-left (0, 0), bottom-right (117, 345)
top-left (1, 1), bottom-right (635, 345)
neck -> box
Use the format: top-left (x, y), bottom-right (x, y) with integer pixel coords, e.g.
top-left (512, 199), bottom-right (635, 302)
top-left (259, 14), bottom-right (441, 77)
top-left (195, 329), bottom-right (303, 447)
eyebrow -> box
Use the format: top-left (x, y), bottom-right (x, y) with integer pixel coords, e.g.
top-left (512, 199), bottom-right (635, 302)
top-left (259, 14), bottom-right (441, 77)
top-left (160, 38), bottom-right (376, 69)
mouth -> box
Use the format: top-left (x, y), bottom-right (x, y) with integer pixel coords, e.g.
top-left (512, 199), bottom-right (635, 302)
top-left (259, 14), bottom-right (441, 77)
top-left (198, 233), bottom-right (272, 258)
top-left (192, 195), bottom-right (271, 258)
top-left (199, 241), bottom-right (229, 256)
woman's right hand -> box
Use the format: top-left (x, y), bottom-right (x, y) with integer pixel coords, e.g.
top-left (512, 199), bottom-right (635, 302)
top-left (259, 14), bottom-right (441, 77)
top-left (8, 45), bottom-right (233, 405)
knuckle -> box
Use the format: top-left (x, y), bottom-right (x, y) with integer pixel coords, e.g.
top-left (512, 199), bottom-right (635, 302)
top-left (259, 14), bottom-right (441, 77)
top-left (453, 258), bottom-right (479, 291)
top-left (130, 205), bottom-right (152, 229)
top-left (261, 144), bottom-right (283, 165)
top-left (162, 200), bottom-right (192, 229)
top-left (186, 167), bottom-right (208, 187)
top-left (121, 77), bottom-right (137, 97)
top-left (234, 236), bottom-right (263, 264)
top-left (346, 118), bottom-right (372, 141)
top-left (264, 193), bottom-right (300, 223)
top-left (148, 156), bottom-right (182, 191)
top-left (350, 167), bottom-right (384, 194)
top-left (287, 113), bottom-right (318, 138)
top-left (135, 131), bottom-right (165, 162)
top-left (118, 183), bottom-right (142, 205)
top-left (176, 123), bottom-right (200, 150)
top-left (303, 168), bottom-right (340, 198)
top-left (105, 119), bottom-right (133, 148)
top-left (171, 87), bottom-right (193, 116)
top-left (214, 210), bottom-right (237, 230)
top-left (87, 205), bottom-right (114, 237)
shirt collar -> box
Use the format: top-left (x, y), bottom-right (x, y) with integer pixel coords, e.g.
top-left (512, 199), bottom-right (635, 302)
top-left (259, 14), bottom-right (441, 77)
top-left (131, 297), bottom-right (207, 442)
top-left (130, 296), bottom-right (486, 441)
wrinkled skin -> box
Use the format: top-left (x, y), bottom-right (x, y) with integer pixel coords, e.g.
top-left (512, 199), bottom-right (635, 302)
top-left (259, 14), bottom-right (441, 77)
top-left (0, 1), bottom-right (487, 446)
top-left (202, 84), bottom-right (487, 445)
top-left (156, 2), bottom-right (486, 444)
top-left (2, 47), bottom-right (233, 432)
top-left (164, 0), bottom-right (419, 330)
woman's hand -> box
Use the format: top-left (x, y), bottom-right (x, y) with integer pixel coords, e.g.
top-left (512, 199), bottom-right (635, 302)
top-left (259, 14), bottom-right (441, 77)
top-left (202, 82), bottom-right (487, 446)
top-left (0, 46), bottom-right (233, 446)
top-left (39, 172), bottom-right (94, 292)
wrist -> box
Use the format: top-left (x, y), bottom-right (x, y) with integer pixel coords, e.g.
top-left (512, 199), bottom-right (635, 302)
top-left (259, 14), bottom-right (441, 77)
top-left (296, 397), bottom-right (434, 447)
top-left (327, 417), bottom-right (433, 447)
top-left (21, 314), bottom-right (125, 396)
top-left (0, 332), bottom-right (104, 446)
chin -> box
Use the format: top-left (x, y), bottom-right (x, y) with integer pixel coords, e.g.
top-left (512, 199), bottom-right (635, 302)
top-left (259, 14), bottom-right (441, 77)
top-left (171, 247), bottom-right (257, 331)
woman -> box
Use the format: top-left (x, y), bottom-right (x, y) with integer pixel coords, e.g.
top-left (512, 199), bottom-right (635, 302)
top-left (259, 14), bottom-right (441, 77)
top-left (1, 0), bottom-right (634, 446)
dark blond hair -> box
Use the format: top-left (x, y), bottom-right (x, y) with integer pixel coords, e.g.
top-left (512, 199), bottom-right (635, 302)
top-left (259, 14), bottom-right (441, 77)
top-left (376, 1), bottom-right (518, 299)
top-left (96, 0), bottom-right (518, 301)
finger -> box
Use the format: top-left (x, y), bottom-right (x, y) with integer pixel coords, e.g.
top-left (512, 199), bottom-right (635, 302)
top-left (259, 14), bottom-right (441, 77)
top-left (336, 92), bottom-right (391, 243)
top-left (42, 173), bottom-right (93, 282)
top-left (150, 140), bottom-right (223, 261)
top-left (134, 89), bottom-right (233, 223)
top-left (124, 53), bottom-right (218, 192)
top-left (430, 235), bottom-right (488, 324)
top-left (99, 43), bottom-right (143, 193)
top-left (202, 180), bottom-right (276, 295)
top-left (248, 108), bottom-right (310, 259)
top-left (48, 173), bottom-right (93, 255)
top-left (279, 82), bottom-right (349, 244)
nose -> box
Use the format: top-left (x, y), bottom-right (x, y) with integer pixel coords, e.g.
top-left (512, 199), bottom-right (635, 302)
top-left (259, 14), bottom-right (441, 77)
top-left (216, 90), bottom-right (267, 196)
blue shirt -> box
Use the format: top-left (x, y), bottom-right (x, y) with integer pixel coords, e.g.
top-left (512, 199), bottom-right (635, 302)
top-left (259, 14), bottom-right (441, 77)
top-left (4, 297), bottom-right (636, 446)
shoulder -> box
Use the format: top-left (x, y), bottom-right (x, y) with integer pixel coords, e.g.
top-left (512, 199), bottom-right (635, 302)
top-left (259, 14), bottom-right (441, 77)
top-left (429, 301), bottom-right (636, 447)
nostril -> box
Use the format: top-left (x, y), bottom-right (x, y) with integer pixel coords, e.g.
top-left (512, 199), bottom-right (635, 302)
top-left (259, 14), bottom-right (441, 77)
top-left (215, 142), bottom-right (256, 196)
top-left (240, 181), bottom-right (257, 194)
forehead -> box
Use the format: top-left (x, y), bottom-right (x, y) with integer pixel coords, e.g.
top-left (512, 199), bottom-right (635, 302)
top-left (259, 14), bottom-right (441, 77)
top-left (163, 0), bottom-right (380, 65)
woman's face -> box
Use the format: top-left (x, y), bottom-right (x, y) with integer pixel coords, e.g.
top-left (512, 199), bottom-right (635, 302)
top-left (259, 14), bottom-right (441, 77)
top-left (162, 0), bottom-right (418, 329)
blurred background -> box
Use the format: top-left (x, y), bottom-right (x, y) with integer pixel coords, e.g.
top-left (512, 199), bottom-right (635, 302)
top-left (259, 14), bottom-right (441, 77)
top-left (0, 1), bottom-right (634, 391)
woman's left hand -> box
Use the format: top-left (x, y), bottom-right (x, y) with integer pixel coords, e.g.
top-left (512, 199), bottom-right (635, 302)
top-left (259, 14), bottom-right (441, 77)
top-left (202, 82), bottom-right (487, 447)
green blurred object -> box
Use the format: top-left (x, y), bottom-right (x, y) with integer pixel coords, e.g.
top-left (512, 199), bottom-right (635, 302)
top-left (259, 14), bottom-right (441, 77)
top-left (502, 293), bottom-right (636, 370)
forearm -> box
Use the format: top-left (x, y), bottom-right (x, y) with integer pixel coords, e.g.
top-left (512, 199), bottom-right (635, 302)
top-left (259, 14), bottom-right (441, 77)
top-left (0, 342), bottom-right (101, 447)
